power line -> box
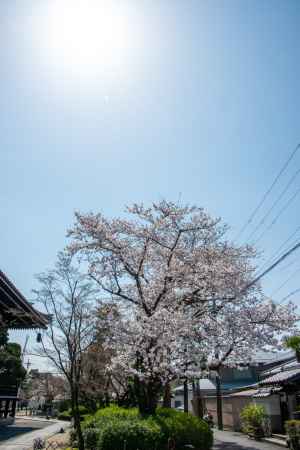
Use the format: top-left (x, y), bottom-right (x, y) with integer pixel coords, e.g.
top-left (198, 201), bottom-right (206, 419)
top-left (278, 256), bottom-right (299, 272)
top-left (194, 240), bottom-right (300, 319)
top-left (241, 240), bottom-right (300, 296)
top-left (256, 227), bottom-right (300, 275)
top-left (253, 186), bottom-right (300, 246)
top-left (270, 265), bottom-right (300, 297)
top-left (278, 288), bottom-right (300, 304)
top-left (234, 143), bottom-right (300, 242)
top-left (246, 169), bottom-right (300, 242)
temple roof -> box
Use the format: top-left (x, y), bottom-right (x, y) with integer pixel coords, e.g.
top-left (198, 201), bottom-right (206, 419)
top-left (259, 367), bottom-right (300, 386)
top-left (0, 270), bottom-right (48, 329)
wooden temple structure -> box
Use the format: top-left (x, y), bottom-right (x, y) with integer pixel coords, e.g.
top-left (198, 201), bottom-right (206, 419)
top-left (0, 270), bottom-right (48, 424)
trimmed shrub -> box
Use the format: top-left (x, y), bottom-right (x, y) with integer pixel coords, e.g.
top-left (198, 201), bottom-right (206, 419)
top-left (58, 405), bottom-right (90, 421)
top-left (82, 406), bottom-right (213, 450)
top-left (154, 407), bottom-right (213, 450)
top-left (94, 405), bottom-right (139, 420)
top-left (97, 419), bottom-right (162, 450)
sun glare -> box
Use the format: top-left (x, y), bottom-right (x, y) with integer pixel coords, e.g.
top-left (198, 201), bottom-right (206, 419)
top-left (37, 1), bottom-right (134, 83)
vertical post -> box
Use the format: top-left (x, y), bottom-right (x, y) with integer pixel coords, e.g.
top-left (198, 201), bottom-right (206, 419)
top-left (11, 400), bottom-right (16, 418)
top-left (4, 400), bottom-right (9, 418)
top-left (216, 369), bottom-right (223, 430)
top-left (194, 378), bottom-right (204, 418)
top-left (183, 378), bottom-right (189, 413)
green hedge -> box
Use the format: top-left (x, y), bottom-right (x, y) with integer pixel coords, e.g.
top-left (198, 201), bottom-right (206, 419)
top-left (58, 405), bottom-right (90, 421)
top-left (83, 406), bottom-right (213, 450)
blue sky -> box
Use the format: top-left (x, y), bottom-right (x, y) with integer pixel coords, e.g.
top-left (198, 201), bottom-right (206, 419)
top-left (1, 1), bottom-right (300, 367)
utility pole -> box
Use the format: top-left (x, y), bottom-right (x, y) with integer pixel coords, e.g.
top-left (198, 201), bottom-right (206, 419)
top-left (215, 366), bottom-right (223, 430)
top-left (183, 342), bottom-right (189, 413)
top-left (183, 378), bottom-right (189, 413)
top-left (212, 297), bottom-right (223, 430)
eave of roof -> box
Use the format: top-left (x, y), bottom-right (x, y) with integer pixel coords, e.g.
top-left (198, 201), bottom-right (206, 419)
top-left (259, 368), bottom-right (300, 386)
top-left (0, 270), bottom-right (48, 329)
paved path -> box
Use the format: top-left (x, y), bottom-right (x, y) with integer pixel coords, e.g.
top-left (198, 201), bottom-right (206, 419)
top-left (213, 430), bottom-right (285, 450)
top-left (0, 418), bottom-right (69, 450)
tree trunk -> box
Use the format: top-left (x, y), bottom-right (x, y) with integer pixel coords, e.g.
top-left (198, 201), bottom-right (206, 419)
top-left (162, 382), bottom-right (171, 408)
top-left (216, 370), bottom-right (223, 430)
top-left (71, 386), bottom-right (85, 450)
top-left (134, 377), bottom-right (160, 415)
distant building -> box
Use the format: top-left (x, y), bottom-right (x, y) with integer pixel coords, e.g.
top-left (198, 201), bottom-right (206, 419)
top-left (204, 351), bottom-right (299, 434)
top-left (171, 379), bottom-right (216, 411)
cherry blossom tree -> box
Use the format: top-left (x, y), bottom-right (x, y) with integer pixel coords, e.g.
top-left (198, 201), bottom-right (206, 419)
top-left (68, 201), bottom-right (268, 414)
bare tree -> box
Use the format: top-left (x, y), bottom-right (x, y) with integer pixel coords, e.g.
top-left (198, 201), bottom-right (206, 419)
top-left (34, 252), bottom-right (97, 450)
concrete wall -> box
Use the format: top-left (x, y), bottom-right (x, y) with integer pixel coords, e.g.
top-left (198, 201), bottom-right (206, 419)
top-left (204, 396), bottom-right (252, 431)
top-left (204, 394), bottom-right (285, 433)
top-left (253, 396), bottom-right (281, 432)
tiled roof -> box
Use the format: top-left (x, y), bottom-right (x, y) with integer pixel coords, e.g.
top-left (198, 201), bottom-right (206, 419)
top-left (0, 270), bottom-right (48, 329)
top-left (228, 386), bottom-right (282, 398)
top-left (260, 368), bottom-right (300, 386)
top-left (253, 387), bottom-right (282, 398)
top-left (229, 389), bottom-right (259, 398)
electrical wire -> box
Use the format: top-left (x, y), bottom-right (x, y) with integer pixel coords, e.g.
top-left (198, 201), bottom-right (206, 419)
top-left (270, 265), bottom-right (300, 297)
top-left (255, 227), bottom-right (300, 275)
top-left (234, 143), bottom-right (300, 242)
top-left (246, 169), bottom-right (300, 242)
top-left (193, 239), bottom-right (300, 318)
top-left (278, 288), bottom-right (300, 304)
top-left (253, 186), bottom-right (300, 246)
top-left (241, 240), bottom-right (300, 296)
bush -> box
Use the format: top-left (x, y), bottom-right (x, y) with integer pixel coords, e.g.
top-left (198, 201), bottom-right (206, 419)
top-left (82, 406), bottom-right (213, 450)
top-left (286, 420), bottom-right (300, 437)
top-left (57, 399), bottom-right (72, 413)
top-left (154, 408), bottom-right (213, 450)
top-left (286, 421), bottom-right (300, 450)
top-left (57, 410), bottom-right (72, 421)
top-left (94, 405), bottom-right (139, 420)
top-left (58, 405), bottom-right (90, 421)
top-left (69, 429), bottom-right (78, 447)
top-left (83, 428), bottom-right (101, 449)
top-left (240, 403), bottom-right (266, 438)
top-left (97, 419), bottom-right (162, 450)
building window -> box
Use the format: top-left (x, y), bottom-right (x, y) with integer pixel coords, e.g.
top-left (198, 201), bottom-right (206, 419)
top-left (175, 400), bottom-right (182, 408)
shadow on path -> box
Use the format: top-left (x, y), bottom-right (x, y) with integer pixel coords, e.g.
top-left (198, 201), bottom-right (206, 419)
top-left (0, 426), bottom-right (36, 442)
top-left (0, 420), bottom-right (50, 442)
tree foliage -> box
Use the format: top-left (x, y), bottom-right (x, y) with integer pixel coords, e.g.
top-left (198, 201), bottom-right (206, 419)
top-left (0, 328), bottom-right (26, 390)
top-left (69, 201), bottom-right (298, 414)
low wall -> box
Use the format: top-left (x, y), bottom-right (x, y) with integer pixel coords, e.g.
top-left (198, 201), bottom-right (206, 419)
top-left (204, 396), bottom-right (251, 431)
